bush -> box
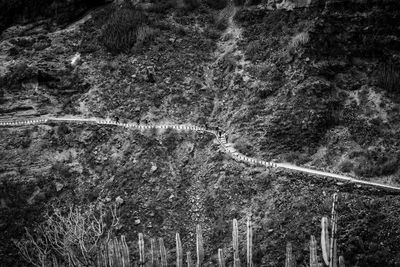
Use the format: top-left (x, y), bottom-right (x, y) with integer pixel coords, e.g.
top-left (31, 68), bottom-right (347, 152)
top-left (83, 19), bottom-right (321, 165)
top-left (205, 0), bottom-right (228, 10)
top-left (13, 204), bottom-right (123, 267)
top-left (136, 25), bottom-right (156, 47)
top-left (246, 40), bottom-right (262, 60)
top-left (204, 27), bottom-right (221, 40)
top-left (353, 151), bottom-right (399, 177)
top-left (377, 63), bottom-right (400, 94)
top-left (183, 0), bottom-right (200, 10)
top-left (214, 4), bottom-right (234, 30)
top-left (148, 0), bottom-right (177, 13)
top-left (339, 160), bottom-right (354, 173)
top-left (100, 4), bottom-right (147, 53)
top-left (0, 0), bottom-right (106, 33)
top-left (233, 0), bottom-right (246, 6)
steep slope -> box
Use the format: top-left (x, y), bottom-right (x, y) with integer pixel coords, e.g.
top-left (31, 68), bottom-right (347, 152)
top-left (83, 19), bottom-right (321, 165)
top-left (1, 1), bottom-right (400, 266)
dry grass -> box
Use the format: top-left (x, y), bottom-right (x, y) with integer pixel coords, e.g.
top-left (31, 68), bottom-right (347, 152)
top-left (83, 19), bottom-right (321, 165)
top-left (288, 31), bottom-right (310, 50)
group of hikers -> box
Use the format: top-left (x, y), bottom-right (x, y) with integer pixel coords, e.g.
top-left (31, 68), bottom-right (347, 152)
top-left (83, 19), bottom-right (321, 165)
top-left (112, 116), bottom-right (229, 143)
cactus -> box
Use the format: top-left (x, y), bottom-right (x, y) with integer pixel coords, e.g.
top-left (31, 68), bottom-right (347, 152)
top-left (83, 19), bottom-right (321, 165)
top-left (246, 216), bottom-right (253, 267)
top-left (150, 238), bottom-right (157, 267)
top-left (138, 233), bottom-right (145, 266)
top-left (285, 242), bottom-right (293, 267)
top-left (159, 238), bottom-right (167, 267)
top-left (338, 256), bottom-right (345, 267)
top-left (218, 248), bottom-right (225, 267)
top-left (99, 236), bottom-right (130, 267)
top-left (321, 217), bottom-right (330, 265)
top-left (329, 193), bottom-right (338, 267)
top-left (310, 235), bottom-right (318, 267)
top-left (121, 235), bottom-right (130, 267)
top-left (187, 251), bottom-right (194, 267)
top-left (176, 233), bottom-right (183, 267)
top-left (196, 224), bottom-right (204, 267)
top-left (113, 238), bottom-right (123, 267)
top-left (321, 193), bottom-right (339, 267)
top-left (233, 219), bottom-right (240, 267)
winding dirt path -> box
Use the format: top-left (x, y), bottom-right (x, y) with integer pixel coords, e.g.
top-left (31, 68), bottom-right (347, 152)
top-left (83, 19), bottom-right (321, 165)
top-left (1, 116), bottom-right (400, 192)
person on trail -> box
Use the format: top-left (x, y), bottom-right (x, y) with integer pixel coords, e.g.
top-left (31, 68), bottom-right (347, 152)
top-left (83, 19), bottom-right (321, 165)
top-left (225, 135), bottom-right (228, 143)
top-left (115, 116), bottom-right (119, 123)
top-left (219, 131), bottom-right (222, 138)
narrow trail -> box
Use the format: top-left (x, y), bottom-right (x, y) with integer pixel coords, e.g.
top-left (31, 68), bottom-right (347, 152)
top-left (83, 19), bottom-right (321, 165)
top-left (1, 116), bottom-right (400, 193)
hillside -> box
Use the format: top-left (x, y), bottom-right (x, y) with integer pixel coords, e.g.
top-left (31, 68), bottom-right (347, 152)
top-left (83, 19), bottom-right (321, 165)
top-left (1, 0), bottom-right (400, 266)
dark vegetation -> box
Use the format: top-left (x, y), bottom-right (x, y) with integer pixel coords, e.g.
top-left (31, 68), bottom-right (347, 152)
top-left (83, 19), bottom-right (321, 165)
top-left (0, 0), bottom-right (109, 34)
top-left (377, 63), bottom-right (400, 95)
top-left (100, 2), bottom-right (148, 54)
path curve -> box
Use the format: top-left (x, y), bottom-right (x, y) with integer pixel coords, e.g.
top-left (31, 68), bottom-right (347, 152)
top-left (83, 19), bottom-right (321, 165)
top-left (1, 116), bottom-right (400, 192)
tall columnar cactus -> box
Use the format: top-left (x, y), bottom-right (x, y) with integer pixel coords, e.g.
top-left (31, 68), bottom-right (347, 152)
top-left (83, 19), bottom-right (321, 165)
top-left (138, 233), bottom-right (145, 266)
top-left (321, 217), bottom-right (330, 265)
top-left (338, 256), bottom-right (345, 267)
top-left (176, 233), bottom-right (183, 267)
top-left (246, 216), bottom-right (253, 267)
top-left (120, 235), bottom-right (130, 267)
top-left (218, 248), bottom-right (225, 267)
top-left (159, 238), bottom-right (167, 267)
top-left (232, 219), bottom-right (240, 267)
top-left (150, 238), bottom-right (157, 267)
top-left (330, 194), bottom-right (338, 267)
top-left (321, 193), bottom-right (339, 267)
top-left (310, 235), bottom-right (319, 267)
top-left (196, 224), bottom-right (204, 267)
top-left (187, 251), bottom-right (194, 267)
top-left (99, 236), bottom-right (131, 267)
top-left (285, 242), bottom-right (293, 267)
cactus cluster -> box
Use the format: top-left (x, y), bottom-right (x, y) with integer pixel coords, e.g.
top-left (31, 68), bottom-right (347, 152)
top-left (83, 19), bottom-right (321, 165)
top-left (97, 235), bottom-right (130, 267)
top-left (196, 224), bottom-right (204, 266)
top-left (125, 217), bottom-right (255, 266)
top-left (321, 193), bottom-right (339, 267)
top-left (232, 219), bottom-right (241, 267)
top-left (284, 193), bottom-right (345, 267)
top-left (285, 242), bottom-right (293, 267)
top-left (93, 202), bottom-right (344, 267)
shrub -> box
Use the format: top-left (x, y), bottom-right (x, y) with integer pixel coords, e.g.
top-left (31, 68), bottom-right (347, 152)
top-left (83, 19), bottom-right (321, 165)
top-left (377, 63), bottom-right (400, 94)
top-left (204, 27), bottom-right (221, 40)
top-left (233, 0), bottom-right (246, 6)
top-left (100, 4), bottom-right (147, 53)
top-left (339, 160), bottom-right (354, 173)
top-left (148, 0), bottom-right (177, 13)
top-left (353, 151), bottom-right (399, 177)
top-left (13, 204), bottom-right (122, 267)
top-left (205, 0), bottom-right (228, 10)
top-left (214, 4), bottom-right (234, 30)
top-left (0, 0), bottom-right (106, 33)
top-left (183, 0), bottom-right (200, 10)
top-left (136, 25), bottom-right (156, 47)
top-left (245, 40), bottom-right (262, 60)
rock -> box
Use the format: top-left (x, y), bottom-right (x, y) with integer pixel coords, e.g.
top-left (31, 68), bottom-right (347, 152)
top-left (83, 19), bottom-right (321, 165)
top-left (134, 219), bottom-right (141, 225)
top-left (150, 163), bottom-right (158, 173)
top-left (71, 53), bottom-right (81, 67)
top-left (116, 196), bottom-right (124, 205)
top-left (55, 182), bottom-right (64, 192)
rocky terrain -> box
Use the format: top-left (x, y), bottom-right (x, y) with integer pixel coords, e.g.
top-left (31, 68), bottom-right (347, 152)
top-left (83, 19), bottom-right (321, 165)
top-left (1, 0), bottom-right (400, 266)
